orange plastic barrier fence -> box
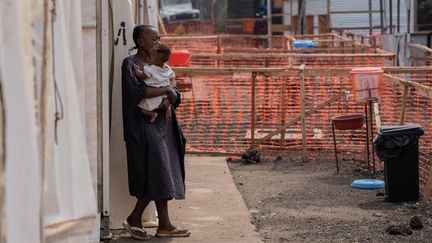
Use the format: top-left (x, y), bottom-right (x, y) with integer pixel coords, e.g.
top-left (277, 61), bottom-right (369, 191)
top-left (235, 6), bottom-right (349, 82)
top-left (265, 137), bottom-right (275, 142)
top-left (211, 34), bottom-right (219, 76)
top-left (175, 70), bottom-right (367, 160)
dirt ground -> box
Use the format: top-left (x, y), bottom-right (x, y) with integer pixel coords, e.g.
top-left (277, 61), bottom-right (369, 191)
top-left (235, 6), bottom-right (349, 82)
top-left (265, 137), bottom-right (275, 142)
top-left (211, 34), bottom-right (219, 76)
top-left (228, 155), bottom-right (432, 243)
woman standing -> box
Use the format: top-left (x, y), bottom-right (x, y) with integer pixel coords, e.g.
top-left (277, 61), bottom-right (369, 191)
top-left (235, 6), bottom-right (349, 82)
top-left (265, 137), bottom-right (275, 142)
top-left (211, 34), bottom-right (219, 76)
top-left (121, 25), bottom-right (189, 239)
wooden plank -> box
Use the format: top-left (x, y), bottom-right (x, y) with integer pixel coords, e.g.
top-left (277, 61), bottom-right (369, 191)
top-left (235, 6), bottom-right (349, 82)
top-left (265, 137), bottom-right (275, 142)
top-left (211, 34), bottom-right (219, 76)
top-left (257, 91), bottom-right (346, 144)
top-left (271, 13), bottom-right (291, 17)
top-left (191, 53), bottom-right (396, 60)
top-left (306, 15), bottom-right (314, 35)
top-left (399, 84), bottom-right (409, 125)
top-left (318, 15), bottom-right (329, 34)
top-left (171, 66), bottom-right (431, 77)
top-left (291, 16), bottom-right (298, 34)
top-left (186, 151), bottom-right (242, 156)
top-left (272, 24), bottom-right (291, 32)
top-left (161, 35), bottom-right (219, 41)
top-left (384, 74), bottom-right (432, 99)
top-left (157, 12), bottom-right (167, 35)
top-left (300, 64), bottom-right (307, 161)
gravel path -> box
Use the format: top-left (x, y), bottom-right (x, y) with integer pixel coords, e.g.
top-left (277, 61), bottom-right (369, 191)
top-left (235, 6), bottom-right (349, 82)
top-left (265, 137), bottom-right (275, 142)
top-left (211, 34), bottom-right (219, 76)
top-left (229, 156), bottom-right (432, 243)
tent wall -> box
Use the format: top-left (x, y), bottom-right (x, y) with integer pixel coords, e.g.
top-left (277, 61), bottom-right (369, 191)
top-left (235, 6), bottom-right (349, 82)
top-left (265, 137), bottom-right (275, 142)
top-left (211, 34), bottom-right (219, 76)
top-left (1, 0), bottom-right (97, 242)
top-left (43, 0), bottom-right (97, 239)
top-left (0, 1), bottom-right (43, 242)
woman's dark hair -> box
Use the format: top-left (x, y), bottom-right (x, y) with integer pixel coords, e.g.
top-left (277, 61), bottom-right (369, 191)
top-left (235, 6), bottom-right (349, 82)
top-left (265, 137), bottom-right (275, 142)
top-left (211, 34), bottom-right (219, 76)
top-left (155, 44), bottom-right (171, 63)
top-left (132, 25), bottom-right (156, 47)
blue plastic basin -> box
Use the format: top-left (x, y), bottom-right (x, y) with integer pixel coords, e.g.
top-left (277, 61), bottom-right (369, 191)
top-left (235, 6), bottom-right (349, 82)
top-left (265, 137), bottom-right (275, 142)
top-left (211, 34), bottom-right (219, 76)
top-left (351, 179), bottom-right (385, 190)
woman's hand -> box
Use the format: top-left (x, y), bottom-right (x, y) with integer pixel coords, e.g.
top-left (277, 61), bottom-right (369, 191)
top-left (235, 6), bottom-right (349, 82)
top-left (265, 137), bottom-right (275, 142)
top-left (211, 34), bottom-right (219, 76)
top-left (165, 86), bottom-right (177, 104)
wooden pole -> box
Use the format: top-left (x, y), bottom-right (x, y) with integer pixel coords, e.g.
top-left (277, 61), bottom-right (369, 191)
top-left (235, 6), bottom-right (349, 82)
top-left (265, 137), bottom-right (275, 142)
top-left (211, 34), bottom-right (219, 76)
top-left (399, 84), bottom-right (409, 125)
top-left (251, 72), bottom-right (257, 147)
top-left (300, 65), bottom-right (307, 161)
top-left (280, 77), bottom-right (287, 148)
top-left (157, 12), bottom-right (167, 35)
top-left (373, 103), bottom-right (381, 130)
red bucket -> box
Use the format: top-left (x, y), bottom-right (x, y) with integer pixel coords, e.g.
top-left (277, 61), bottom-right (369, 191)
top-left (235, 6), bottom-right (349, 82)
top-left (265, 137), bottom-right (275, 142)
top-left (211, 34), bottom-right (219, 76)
top-left (332, 114), bottom-right (364, 130)
top-left (168, 50), bottom-right (191, 67)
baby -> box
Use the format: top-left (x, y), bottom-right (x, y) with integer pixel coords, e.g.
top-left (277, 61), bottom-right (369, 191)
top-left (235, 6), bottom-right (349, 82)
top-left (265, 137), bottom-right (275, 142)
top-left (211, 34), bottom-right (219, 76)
top-left (133, 44), bottom-right (175, 123)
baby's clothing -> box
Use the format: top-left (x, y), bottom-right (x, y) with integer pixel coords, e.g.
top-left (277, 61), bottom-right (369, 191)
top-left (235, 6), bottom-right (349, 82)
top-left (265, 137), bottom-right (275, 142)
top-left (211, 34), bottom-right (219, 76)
top-left (138, 64), bottom-right (175, 111)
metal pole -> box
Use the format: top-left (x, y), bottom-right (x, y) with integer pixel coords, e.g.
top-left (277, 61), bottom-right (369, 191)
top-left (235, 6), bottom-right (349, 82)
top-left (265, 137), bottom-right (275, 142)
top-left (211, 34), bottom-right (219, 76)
top-left (369, 0), bottom-right (373, 36)
top-left (406, 0), bottom-right (411, 34)
top-left (327, 0), bottom-right (331, 31)
top-left (98, 0), bottom-right (111, 239)
top-left (397, 0), bottom-right (400, 32)
top-left (332, 123), bottom-right (339, 173)
top-left (369, 100), bottom-right (376, 174)
top-left (267, 0), bottom-right (272, 48)
top-left (365, 103), bottom-right (370, 168)
top-left (389, 0), bottom-right (393, 33)
top-left (380, 0), bottom-right (384, 31)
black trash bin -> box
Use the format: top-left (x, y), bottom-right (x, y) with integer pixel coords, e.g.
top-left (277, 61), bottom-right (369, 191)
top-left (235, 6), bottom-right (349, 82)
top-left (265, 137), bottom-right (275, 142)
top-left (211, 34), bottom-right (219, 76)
top-left (374, 124), bottom-right (424, 202)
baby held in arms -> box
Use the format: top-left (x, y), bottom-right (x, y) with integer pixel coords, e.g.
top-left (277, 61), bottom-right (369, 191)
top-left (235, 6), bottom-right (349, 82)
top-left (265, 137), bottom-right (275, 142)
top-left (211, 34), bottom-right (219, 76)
top-left (133, 44), bottom-right (175, 123)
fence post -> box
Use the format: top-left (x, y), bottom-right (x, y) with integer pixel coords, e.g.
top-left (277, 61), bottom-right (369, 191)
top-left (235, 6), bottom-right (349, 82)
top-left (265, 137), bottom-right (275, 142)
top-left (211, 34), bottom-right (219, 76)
top-left (399, 84), bottom-right (409, 125)
top-left (280, 76), bottom-right (287, 149)
top-left (251, 72), bottom-right (257, 148)
top-left (300, 65), bottom-right (307, 161)
top-left (216, 35), bottom-right (221, 67)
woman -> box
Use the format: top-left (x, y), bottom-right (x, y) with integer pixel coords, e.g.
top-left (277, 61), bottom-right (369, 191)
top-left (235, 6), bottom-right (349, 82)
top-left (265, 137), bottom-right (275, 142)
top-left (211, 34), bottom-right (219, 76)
top-left (121, 25), bottom-right (189, 239)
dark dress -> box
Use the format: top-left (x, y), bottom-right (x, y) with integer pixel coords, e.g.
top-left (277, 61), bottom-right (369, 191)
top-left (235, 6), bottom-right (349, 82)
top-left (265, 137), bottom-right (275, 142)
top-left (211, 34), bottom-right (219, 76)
top-left (121, 56), bottom-right (186, 200)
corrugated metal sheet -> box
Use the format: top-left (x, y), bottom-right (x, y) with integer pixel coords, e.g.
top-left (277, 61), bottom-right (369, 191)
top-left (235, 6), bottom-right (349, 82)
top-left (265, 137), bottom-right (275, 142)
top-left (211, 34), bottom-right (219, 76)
top-left (305, 0), bottom-right (327, 15)
top-left (282, 0), bottom-right (414, 34)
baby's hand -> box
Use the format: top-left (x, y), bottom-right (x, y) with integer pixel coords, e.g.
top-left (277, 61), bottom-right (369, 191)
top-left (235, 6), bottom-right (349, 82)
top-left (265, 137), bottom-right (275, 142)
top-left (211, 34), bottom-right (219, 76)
top-left (133, 64), bottom-right (145, 79)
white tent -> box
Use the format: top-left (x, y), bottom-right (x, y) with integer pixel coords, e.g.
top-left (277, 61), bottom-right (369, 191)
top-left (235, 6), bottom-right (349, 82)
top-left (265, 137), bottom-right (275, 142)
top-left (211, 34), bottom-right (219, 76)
top-left (0, 0), bottom-right (97, 242)
top-left (0, 1), bottom-right (42, 242)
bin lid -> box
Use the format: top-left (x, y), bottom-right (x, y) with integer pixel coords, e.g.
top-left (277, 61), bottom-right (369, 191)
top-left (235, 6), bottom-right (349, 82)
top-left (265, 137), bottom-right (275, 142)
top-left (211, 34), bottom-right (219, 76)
top-left (378, 124), bottom-right (424, 136)
top-left (292, 40), bottom-right (314, 48)
top-left (351, 179), bottom-right (385, 190)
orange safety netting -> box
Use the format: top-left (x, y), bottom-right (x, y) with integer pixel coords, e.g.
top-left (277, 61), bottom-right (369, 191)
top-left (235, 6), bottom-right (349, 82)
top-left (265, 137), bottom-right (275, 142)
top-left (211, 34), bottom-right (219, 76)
top-left (162, 34), bottom-right (395, 68)
top-left (176, 70), bottom-right (368, 158)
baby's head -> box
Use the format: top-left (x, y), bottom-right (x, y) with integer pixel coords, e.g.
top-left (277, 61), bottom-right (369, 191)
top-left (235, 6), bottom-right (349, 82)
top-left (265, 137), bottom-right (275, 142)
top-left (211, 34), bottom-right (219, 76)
top-left (149, 44), bottom-right (171, 67)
